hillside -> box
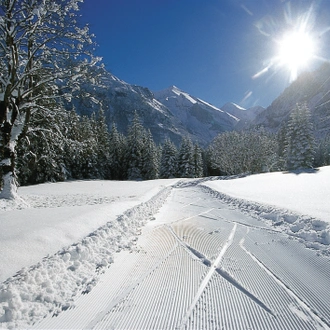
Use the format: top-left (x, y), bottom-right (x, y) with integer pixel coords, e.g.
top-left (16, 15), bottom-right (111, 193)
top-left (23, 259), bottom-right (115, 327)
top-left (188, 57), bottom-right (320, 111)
top-left (73, 70), bottom-right (238, 146)
top-left (72, 63), bottom-right (330, 146)
top-left (154, 86), bottom-right (238, 145)
top-left (252, 63), bottom-right (330, 137)
top-left (221, 102), bottom-right (265, 129)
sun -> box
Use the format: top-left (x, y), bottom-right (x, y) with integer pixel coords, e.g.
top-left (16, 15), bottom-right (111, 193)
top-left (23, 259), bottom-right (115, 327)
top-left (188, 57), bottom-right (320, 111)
top-left (277, 30), bottom-right (316, 80)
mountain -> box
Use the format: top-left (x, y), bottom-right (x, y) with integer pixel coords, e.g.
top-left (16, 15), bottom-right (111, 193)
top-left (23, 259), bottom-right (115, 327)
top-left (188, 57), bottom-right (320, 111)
top-left (153, 86), bottom-right (238, 145)
top-left (76, 74), bottom-right (239, 146)
top-left (251, 63), bottom-right (330, 138)
top-left (221, 102), bottom-right (264, 129)
top-left (74, 70), bottom-right (186, 145)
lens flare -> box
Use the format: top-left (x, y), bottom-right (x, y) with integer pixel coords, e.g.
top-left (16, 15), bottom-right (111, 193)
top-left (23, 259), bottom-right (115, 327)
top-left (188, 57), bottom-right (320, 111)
top-left (252, 3), bottom-right (323, 84)
top-left (277, 30), bottom-right (315, 80)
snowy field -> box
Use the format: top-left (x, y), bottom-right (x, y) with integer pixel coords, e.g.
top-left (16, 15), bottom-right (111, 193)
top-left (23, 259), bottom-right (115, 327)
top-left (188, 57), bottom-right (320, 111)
top-left (0, 167), bottom-right (329, 329)
top-left (203, 166), bottom-right (330, 251)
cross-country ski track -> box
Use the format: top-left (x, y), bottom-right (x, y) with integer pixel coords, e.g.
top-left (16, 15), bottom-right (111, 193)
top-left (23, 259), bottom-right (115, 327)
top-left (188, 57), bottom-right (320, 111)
top-left (30, 183), bottom-right (330, 330)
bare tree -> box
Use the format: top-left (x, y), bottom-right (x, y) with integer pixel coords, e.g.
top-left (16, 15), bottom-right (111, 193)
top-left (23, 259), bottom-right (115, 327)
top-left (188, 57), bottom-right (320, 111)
top-left (0, 0), bottom-right (101, 199)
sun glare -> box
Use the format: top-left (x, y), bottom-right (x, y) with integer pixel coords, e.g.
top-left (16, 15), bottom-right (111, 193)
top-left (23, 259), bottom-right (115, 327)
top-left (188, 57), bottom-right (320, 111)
top-left (277, 30), bottom-right (316, 80)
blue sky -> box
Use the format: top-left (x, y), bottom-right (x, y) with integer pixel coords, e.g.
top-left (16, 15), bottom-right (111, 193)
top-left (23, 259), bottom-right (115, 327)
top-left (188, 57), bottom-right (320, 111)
top-left (80, 0), bottom-right (330, 109)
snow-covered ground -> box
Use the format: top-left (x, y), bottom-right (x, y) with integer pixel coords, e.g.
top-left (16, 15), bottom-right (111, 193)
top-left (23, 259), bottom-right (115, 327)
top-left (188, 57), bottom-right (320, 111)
top-left (203, 167), bottom-right (330, 223)
top-left (0, 167), bottom-right (329, 329)
top-left (202, 167), bottom-right (330, 252)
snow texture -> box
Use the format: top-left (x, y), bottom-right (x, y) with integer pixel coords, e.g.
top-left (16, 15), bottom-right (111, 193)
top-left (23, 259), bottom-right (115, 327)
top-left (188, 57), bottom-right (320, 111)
top-left (202, 167), bottom-right (330, 255)
top-left (0, 180), bottom-right (177, 328)
top-left (0, 167), bottom-right (330, 328)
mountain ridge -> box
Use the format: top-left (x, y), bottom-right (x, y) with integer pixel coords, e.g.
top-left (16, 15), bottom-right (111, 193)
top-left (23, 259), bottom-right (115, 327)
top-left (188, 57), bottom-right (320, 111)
top-left (74, 63), bottom-right (330, 147)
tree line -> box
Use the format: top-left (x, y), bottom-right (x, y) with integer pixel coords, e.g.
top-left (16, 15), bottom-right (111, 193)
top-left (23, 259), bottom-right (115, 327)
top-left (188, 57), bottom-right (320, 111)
top-left (7, 101), bottom-right (329, 189)
top-left (1, 95), bottom-right (330, 192)
top-left (207, 103), bottom-right (330, 176)
top-left (13, 110), bottom-right (205, 185)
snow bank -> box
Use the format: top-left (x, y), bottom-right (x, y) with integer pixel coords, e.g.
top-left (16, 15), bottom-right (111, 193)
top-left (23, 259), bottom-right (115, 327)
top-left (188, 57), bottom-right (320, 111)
top-left (0, 179), bottom-right (177, 282)
top-left (202, 166), bottom-right (330, 256)
top-left (0, 182), bottom-right (174, 329)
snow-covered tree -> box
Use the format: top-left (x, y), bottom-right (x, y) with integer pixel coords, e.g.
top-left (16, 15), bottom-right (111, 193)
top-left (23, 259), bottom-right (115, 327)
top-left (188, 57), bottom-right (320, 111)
top-left (314, 135), bottom-right (330, 167)
top-left (277, 124), bottom-right (288, 170)
top-left (159, 139), bottom-right (178, 179)
top-left (91, 109), bottom-right (111, 179)
top-left (208, 129), bottom-right (278, 175)
top-left (177, 136), bottom-right (195, 178)
top-left (141, 129), bottom-right (159, 180)
top-left (0, 0), bottom-right (101, 199)
top-left (16, 106), bottom-right (67, 185)
top-left (193, 144), bottom-right (204, 178)
top-left (285, 103), bottom-right (316, 170)
top-left (126, 112), bottom-right (146, 180)
top-left (108, 123), bottom-right (127, 180)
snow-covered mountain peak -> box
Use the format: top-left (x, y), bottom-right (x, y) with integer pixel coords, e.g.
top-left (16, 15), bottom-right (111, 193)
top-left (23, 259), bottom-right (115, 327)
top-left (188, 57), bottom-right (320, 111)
top-left (155, 85), bottom-right (197, 105)
top-left (222, 102), bottom-right (264, 125)
top-left (222, 102), bottom-right (246, 113)
top-left (153, 86), bottom-right (238, 145)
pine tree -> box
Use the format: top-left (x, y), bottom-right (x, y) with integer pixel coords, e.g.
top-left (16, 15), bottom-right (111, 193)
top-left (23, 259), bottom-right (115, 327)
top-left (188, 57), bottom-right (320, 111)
top-left (62, 110), bottom-right (84, 179)
top-left (109, 123), bottom-right (127, 180)
top-left (177, 137), bottom-right (195, 178)
top-left (141, 130), bottom-right (159, 180)
top-left (193, 144), bottom-right (204, 178)
top-left (314, 135), bottom-right (330, 167)
top-left (277, 124), bottom-right (288, 170)
top-left (16, 107), bottom-right (68, 185)
top-left (78, 116), bottom-right (99, 179)
top-left (126, 112), bottom-right (146, 180)
top-left (92, 109), bottom-right (111, 179)
top-left (285, 103), bottom-right (316, 170)
top-left (160, 139), bottom-right (178, 178)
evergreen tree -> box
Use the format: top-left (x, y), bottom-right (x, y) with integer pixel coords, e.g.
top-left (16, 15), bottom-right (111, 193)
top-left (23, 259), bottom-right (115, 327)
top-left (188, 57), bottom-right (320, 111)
top-left (141, 130), bottom-right (159, 180)
top-left (193, 144), bottom-right (204, 178)
top-left (126, 112), bottom-right (146, 180)
top-left (277, 124), bottom-right (288, 170)
top-left (177, 137), bottom-right (195, 178)
top-left (314, 135), bottom-right (330, 167)
top-left (285, 103), bottom-right (316, 170)
top-left (92, 109), bottom-right (111, 179)
top-left (62, 110), bottom-right (84, 179)
top-left (160, 139), bottom-right (178, 179)
top-left (17, 107), bottom-right (68, 185)
top-left (109, 123), bottom-right (127, 180)
top-left (78, 116), bottom-right (99, 179)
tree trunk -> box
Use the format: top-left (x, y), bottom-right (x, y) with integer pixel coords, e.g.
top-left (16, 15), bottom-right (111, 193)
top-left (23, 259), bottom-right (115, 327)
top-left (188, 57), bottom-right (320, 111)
top-left (0, 120), bottom-right (19, 199)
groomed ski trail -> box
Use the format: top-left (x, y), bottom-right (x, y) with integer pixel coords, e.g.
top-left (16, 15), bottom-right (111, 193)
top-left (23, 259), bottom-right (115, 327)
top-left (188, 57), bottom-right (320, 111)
top-left (31, 185), bottom-right (330, 330)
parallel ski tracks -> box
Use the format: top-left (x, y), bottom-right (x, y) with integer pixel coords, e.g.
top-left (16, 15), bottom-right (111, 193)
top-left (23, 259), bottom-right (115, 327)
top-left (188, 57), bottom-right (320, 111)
top-left (33, 186), bottom-right (330, 330)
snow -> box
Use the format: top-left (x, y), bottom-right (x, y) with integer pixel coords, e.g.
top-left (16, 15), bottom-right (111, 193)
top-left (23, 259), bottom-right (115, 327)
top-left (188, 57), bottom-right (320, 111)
top-left (1, 167), bottom-right (330, 328)
top-left (203, 167), bottom-right (330, 223)
top-left (0, 180), bottom-right (177, 282)
top-left (202, 166), bottom-right (330, 252)
top-left (196, 98), bottom-right (224, 112)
